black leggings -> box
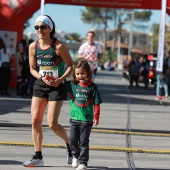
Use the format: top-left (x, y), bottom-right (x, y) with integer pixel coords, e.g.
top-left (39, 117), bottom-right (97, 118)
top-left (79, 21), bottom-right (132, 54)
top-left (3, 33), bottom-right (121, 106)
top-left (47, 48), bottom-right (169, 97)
top-left (0, 67), bottom-right (11, 93)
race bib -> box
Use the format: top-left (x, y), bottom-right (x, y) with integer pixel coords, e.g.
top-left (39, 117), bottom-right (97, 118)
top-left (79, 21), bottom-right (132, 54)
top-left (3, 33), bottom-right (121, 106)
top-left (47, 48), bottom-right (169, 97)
top-left (39, 66), bottom-right (58, 78)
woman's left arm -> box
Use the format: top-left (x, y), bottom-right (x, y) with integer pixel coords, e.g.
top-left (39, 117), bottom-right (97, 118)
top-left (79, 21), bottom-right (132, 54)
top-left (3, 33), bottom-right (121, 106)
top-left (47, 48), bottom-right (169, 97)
top-left (56, 41), bottom-right (73, 82)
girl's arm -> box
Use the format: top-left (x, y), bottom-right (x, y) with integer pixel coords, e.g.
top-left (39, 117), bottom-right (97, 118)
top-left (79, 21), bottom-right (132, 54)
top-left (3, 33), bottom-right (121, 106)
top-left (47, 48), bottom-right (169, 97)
top-left (93, 104), bottom-right (100, 126)
top-left (49, 40), bottom-right (73, 87)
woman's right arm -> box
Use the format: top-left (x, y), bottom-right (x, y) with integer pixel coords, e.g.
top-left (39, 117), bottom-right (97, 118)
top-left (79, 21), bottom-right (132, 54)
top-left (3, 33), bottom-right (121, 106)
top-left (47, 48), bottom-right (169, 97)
top-left (29, 42), bottom-right (41, 79)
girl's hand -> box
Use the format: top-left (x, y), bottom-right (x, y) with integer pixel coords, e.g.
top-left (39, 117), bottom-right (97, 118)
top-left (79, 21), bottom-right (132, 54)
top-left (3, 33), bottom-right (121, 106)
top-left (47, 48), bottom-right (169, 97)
top-left (93, 119), bottom-right (99, 126)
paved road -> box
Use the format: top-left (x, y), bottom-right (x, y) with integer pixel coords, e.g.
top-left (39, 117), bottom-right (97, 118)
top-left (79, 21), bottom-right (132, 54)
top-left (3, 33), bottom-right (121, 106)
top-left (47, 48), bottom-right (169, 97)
top-left (0, 70), bottom-right (170, 170)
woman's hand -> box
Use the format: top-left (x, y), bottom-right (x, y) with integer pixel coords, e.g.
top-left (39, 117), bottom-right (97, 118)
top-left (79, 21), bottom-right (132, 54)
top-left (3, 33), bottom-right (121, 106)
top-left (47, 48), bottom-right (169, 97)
top-left (44, 75), bottom-right (61, 87)
top-left (42, 75), bottom-right (53, 85)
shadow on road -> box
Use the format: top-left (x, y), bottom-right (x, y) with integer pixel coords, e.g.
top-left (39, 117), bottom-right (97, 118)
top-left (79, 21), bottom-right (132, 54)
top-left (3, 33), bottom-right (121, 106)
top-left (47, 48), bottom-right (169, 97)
top-left (97, 83), bottom-right (165, 105)
top-left (0, 98), bottom-right (31, 116)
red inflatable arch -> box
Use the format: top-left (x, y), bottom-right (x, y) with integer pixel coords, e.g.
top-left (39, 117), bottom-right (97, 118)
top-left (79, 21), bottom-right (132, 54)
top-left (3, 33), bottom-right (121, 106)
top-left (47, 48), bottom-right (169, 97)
top-left (1, 0), bottom-right (170, 42)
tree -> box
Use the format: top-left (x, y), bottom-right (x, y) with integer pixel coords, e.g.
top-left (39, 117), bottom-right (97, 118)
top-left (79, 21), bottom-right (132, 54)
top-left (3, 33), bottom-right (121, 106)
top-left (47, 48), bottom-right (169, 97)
top-left (24, 16), bottom-right (34, 30)
top-left (24, 20), bottom-right (30, 30)
top-left (150, 23), bottom-right (159, 53)
top-left (125, 11), bottom-right (152, 22)
top-left (151, 23), bottom-right (170, 53)
top-left (81, 7), bottom-right (117, 50)
top-left (69, 33), bottom-right (82, 42)
top-left (80, 8), bottom-right (152, 56)
top-left (111, 10), bottom-right (152, 59)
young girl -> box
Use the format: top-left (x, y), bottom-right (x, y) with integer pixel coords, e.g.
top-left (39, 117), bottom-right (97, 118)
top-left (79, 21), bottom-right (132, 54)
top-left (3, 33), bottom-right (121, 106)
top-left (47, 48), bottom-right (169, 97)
top-left (65, 60), bottom-right (103, 170)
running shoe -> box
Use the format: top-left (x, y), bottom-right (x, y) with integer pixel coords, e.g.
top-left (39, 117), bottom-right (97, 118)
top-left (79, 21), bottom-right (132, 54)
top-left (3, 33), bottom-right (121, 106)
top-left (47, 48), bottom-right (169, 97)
top-left (72, 157), bottom-right (78, 168)
top-left (23, 156), bottom-right (44, 167)
top-left (76, 164), bottom-right (87, 170)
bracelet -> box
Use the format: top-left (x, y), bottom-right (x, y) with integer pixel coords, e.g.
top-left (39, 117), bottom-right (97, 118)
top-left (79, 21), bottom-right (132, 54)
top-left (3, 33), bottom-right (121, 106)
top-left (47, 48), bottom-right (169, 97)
top-left (39, 75), bottom-right (43, 81)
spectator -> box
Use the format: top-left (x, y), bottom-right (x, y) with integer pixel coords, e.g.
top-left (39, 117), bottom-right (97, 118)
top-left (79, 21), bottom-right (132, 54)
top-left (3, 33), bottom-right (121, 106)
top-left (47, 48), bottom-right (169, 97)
top-left (15, 43), bottom-right (29, 97)
top-left (129, 60), bottom-right (140, 88)
top-left (155, 57), bottom-right (168, 100)
top-left (123, 55), bottom-right (130, 79)
top-left (27, 39), bottom-right (36, 96)
top-left (141, 55), bottom-right (150, 89)
top-left (0, 37), bottom-right (11, 96)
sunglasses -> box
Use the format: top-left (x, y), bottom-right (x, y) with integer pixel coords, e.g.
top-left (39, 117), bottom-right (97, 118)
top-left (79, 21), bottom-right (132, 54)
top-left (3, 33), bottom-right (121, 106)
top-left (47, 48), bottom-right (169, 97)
top-left (34, 25), bottom-right (48, 30)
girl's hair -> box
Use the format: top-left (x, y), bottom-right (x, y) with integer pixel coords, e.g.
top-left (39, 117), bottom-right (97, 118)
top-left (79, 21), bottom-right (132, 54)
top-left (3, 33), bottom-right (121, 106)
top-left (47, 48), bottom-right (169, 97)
top-left (70, 59), bottom-right (92, 83)
top-left (44, 15), bottom-right (56, 40)
top-left (0, 38), bottom-right (6, 54)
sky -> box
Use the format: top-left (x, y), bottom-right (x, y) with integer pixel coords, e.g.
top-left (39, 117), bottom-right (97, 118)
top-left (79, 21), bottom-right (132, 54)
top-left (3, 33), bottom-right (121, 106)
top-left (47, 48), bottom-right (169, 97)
top-left (24, 4), bottom-right (170, 39)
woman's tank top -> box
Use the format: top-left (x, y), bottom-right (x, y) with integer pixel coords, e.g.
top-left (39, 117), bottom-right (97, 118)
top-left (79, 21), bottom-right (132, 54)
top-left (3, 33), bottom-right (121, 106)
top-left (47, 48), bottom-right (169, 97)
top-left (35, 39), bottom-right (64, 78)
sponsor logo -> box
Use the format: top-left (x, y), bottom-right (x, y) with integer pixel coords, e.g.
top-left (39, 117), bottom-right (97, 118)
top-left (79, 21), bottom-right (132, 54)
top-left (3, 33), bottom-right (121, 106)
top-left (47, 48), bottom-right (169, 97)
top-left (76, 89), bottom-right (88, 92)
top-left (37, 60), bottom-right (54, 66)
top-left (76, 93), bottom-right (87, 100)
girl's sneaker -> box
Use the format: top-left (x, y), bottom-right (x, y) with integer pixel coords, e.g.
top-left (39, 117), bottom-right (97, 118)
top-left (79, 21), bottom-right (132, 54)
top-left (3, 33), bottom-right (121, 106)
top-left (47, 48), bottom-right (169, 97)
top-left (23, 156), bottom-right (44, 167)
top-left (72, 157), bottom-right (79, 168)
top-left (76, 164), bottom-right (87, 170)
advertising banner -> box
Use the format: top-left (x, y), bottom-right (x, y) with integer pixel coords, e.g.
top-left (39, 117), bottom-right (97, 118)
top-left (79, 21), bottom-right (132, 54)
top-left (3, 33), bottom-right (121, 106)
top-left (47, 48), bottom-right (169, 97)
top-left (156, 0), bottom-right (167, 72)
top-left (47, 0), bottom-right (161, 9)
top-left (0, 30), bottom-right (17, 55)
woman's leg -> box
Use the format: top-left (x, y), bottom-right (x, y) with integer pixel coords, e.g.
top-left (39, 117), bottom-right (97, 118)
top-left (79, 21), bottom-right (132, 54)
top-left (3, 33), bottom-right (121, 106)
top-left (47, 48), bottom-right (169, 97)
top-left (129, 75), bottom-right (133, 87)
top-left (31, 97), bottom-right (47, 152)
top-left (23, 97), bottom-right (49, 167)
top-left (47, 101), bottom-right (69, 143)
top-left (47, 100), bottom-right (72, 164)
top-left (134, 75), bottom-right (139, 87)
top-left (16, 77), bottom-right (22, 96)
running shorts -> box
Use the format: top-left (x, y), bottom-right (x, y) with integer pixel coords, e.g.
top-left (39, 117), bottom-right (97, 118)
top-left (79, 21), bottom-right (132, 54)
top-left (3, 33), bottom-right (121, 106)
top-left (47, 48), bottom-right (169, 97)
top-left (33, 79), bottom-right (67, 101)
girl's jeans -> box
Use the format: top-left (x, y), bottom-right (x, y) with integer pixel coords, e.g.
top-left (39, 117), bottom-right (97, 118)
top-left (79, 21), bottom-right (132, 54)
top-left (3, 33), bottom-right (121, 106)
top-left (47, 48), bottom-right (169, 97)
top-left (69, 122), bottom-right (92, 165)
